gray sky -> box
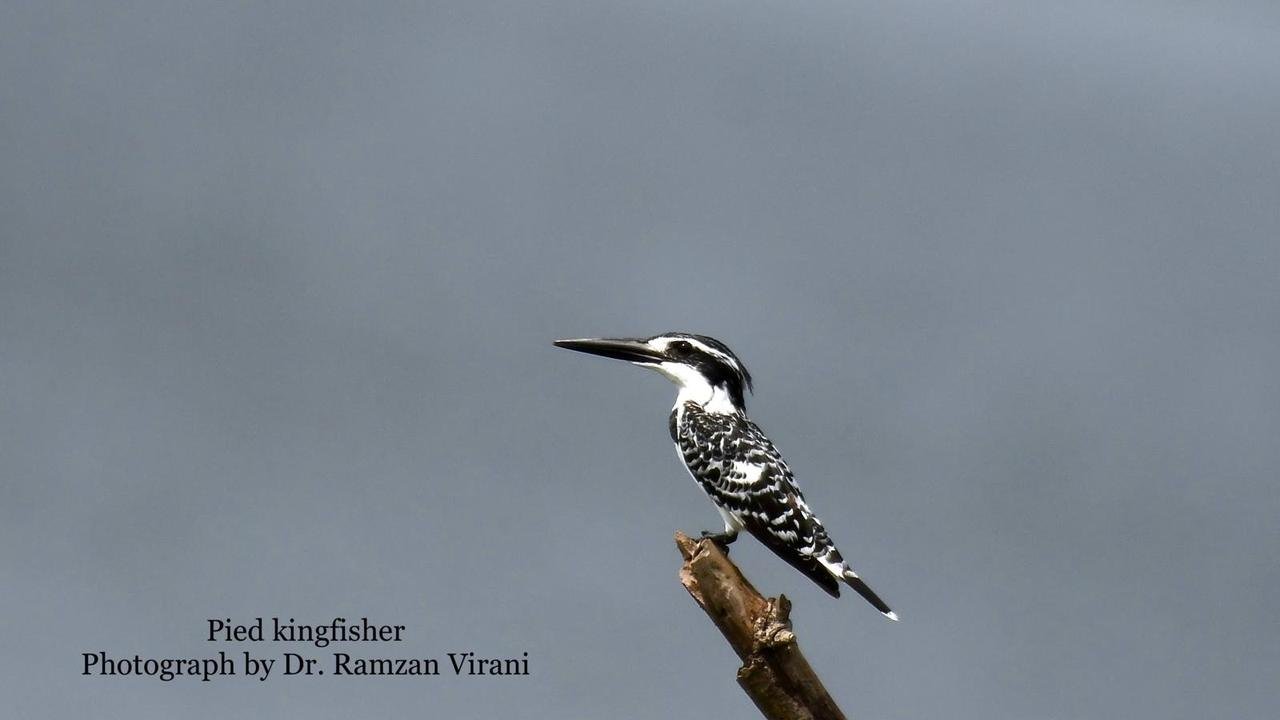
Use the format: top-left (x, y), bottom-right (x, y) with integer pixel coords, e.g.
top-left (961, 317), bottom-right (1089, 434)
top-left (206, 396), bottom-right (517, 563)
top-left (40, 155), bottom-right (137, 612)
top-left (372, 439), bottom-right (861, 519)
top-left (3, 1), bottom-right (1278, 718)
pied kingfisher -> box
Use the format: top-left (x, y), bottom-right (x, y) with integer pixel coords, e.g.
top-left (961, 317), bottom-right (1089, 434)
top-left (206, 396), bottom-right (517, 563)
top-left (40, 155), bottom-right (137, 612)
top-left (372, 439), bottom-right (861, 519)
top-left (554, 332), bottom-right (897, 621)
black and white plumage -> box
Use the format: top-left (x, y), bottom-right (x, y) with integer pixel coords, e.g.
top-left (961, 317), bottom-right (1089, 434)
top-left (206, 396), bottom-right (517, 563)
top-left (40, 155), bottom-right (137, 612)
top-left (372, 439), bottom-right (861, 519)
top-left (554, 332), bottom-right (897, 621)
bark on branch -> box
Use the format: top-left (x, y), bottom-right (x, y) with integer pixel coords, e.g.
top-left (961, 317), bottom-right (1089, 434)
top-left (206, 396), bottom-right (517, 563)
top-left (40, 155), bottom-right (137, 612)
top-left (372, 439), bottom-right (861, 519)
top-left (675, 532), bottom-right (848, 720)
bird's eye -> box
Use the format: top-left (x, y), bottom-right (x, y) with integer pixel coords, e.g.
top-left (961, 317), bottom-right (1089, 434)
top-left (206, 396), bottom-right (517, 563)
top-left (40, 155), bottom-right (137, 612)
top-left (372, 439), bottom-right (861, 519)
top-left (670, 341), bottom-right (692, 355)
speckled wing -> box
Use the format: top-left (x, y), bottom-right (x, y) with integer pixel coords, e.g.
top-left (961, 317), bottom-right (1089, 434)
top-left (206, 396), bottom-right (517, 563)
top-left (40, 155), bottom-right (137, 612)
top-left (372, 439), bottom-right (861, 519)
top-left (672, 402), bottom-right (896, 618)
top-left (673, 402), bottom-right (844, 596)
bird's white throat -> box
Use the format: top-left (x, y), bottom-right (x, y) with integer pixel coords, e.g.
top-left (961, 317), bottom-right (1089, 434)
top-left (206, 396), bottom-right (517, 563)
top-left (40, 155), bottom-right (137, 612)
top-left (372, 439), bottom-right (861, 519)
top-left (651, 361), bottom-right (741, 415)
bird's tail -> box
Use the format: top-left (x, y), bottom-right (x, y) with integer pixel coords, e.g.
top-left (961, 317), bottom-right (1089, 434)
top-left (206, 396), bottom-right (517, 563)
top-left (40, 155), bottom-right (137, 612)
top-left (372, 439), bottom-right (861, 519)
top-left (842, 569), bottom-right (898, 621)
top-left (817, 546), bottom-right (899, 621)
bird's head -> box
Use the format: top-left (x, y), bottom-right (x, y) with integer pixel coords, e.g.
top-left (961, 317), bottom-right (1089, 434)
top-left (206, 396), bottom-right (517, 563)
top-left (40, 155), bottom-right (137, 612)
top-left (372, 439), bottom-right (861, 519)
top-left (554, 332), bottom-right (753, 413)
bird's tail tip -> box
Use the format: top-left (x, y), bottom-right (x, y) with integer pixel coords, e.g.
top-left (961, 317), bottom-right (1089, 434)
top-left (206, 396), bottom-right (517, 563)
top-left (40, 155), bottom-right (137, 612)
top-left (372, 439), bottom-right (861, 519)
top-left (842, 569), bottom-right (898, 622)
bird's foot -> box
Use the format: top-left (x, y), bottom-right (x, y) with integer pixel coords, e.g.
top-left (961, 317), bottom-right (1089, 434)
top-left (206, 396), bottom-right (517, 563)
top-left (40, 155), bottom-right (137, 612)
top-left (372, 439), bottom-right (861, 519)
top-left (700, 530), bottom-right (738, 552)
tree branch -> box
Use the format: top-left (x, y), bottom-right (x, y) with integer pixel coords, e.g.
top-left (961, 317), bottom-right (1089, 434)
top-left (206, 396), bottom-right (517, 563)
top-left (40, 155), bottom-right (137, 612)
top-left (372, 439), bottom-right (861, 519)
top-left (675, 532), bottom-right (848, 720)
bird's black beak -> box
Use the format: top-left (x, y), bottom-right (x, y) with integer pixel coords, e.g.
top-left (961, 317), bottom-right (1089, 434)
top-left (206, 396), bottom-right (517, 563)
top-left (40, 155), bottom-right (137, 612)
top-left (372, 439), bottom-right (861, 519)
top-left (553, 337), bottom-right (667, 365)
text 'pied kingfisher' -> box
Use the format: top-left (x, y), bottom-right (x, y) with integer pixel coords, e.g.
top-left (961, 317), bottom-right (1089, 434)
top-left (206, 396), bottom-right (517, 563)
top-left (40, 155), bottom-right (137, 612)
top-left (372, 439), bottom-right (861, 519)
top-left (554, 332), bottom-right (897, 621)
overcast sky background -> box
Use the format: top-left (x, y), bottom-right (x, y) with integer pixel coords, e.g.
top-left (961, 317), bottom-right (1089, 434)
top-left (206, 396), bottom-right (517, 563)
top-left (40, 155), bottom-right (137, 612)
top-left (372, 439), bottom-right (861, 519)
top-left (3, 2), bottom-right (1279, 718)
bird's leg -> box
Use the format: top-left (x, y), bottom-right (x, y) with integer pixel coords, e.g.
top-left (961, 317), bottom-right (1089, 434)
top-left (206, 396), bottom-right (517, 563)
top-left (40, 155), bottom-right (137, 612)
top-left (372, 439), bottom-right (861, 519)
top-left (701, 507), bottom-right (742, 552)
top-left (700, 529), bottom-right (739, 551)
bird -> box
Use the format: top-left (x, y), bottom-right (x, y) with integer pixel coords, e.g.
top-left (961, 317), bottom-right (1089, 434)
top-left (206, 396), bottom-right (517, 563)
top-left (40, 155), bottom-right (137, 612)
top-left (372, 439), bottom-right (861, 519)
top-left (554, 332), bottom-right (897, 621)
